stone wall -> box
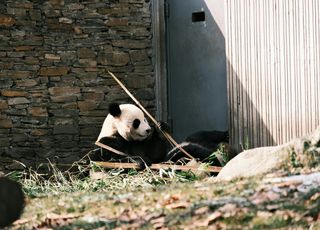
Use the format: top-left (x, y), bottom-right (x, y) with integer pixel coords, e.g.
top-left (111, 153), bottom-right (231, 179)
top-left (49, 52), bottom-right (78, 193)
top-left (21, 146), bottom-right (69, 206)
top-left (0, 0), bottom-right (155, 170)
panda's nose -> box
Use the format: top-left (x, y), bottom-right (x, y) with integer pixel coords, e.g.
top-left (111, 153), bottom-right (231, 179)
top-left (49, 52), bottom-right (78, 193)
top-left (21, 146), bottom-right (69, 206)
top-left (146, 128), bottom-right (152, 134)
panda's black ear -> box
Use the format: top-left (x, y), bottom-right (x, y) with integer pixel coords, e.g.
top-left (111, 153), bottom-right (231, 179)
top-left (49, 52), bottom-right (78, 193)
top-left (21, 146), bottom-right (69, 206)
top-left (109, 103), bottom-right (121, 117)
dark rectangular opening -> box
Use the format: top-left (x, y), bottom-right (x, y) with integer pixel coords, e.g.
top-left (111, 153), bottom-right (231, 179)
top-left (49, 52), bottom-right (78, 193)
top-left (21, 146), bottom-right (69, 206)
top-left (192, 11), bottom-right (205, 22)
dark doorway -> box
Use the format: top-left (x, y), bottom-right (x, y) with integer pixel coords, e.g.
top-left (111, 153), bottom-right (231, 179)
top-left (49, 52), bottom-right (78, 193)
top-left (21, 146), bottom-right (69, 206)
top-left (166, 0), bottom-right (228, 141)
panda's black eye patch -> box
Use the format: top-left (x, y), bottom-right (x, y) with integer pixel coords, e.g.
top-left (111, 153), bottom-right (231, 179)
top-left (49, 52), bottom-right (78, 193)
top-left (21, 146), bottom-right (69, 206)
top-left (133, 119), bottom-right (140, 129)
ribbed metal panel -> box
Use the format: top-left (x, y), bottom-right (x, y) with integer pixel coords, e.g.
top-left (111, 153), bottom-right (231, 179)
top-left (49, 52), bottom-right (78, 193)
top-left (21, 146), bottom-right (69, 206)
top-left (226, 0), bottom-right (320, 150)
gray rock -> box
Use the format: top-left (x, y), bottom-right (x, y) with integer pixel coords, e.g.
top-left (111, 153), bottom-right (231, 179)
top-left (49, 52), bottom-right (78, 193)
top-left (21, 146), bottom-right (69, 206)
top-left (217, 126), bottom-right (320, 180)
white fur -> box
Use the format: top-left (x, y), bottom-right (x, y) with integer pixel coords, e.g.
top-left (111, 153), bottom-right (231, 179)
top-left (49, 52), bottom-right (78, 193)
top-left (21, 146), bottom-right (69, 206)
top-left (97, 104), bottom-right (151, 141)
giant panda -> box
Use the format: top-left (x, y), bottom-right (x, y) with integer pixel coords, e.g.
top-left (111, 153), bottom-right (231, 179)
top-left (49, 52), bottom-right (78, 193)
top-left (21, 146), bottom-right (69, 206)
top-left (91, 102), bottom-right (170, 169)
top-left (166, 130), bottom-right (231, 166)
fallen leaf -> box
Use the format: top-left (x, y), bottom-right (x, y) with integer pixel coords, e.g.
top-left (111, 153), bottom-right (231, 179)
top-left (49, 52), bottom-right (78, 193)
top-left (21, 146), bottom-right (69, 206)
top-left (206, 211), bottom-right (222, 225)
top-left (251, 190), bottom-right (281, 205)
top-left (90, 170), bottom-right (107, 180)
top-left (266, 204), bottom-right (280, 211)
top-left (310, 192), bottom-right (320, 201)
top-left (144, 212), bottom-right (163, 222)
top-left (151, 216), bottom-right (166, 229)
top-left (118, 208), bottom-right (139, 222)
top-left (41, 213), bottom-right (81, 228)
top-left (194, 206), bottom-right (209, 215)
top-left (150, 216), bottom-right (165, 224)
top-left (166, 201), bottom-right (189, 209)
top-left (274, 180), bottom-right (302, 188)
top-left (256, 211), bottom-right (273, 219)
top-left (218, 203), bottom-right (237, 213)
top-left (161, 194), bottom-right (181, 206)
top-left (13, 217), bottom-right (36, 226)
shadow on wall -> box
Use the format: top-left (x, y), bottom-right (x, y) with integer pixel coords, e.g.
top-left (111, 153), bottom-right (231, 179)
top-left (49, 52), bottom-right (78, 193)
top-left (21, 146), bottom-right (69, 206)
top-left (228, 59), bottom-right (276, 151)
top-left (202, 0), bottom-right (276, 151)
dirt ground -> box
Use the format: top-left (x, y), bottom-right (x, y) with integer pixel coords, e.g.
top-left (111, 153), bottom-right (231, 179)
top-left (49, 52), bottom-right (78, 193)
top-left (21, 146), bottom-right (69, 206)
top-left (9, 168), bottom-right (320, 230)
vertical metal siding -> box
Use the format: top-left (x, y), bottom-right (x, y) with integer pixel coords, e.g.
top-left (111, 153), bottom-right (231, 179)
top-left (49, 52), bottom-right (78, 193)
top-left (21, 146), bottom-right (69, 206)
top-left (226, 0), bottom-right (320, 150)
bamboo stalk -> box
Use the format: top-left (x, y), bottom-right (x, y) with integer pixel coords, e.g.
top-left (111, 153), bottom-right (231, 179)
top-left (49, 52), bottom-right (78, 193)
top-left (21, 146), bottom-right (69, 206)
top-left (95, 141), bottom-right (127, 156)
top-left (107, 70), bottom-right (194, 160)
top-left (95, 161), bottom-right (222, 173)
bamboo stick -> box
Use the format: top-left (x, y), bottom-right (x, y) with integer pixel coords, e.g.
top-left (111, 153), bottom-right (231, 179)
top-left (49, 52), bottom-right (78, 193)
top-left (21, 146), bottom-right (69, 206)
top-left (95, 141), bottom-right (127, 156)
top-left (95, 161), bottom-right (222, 173)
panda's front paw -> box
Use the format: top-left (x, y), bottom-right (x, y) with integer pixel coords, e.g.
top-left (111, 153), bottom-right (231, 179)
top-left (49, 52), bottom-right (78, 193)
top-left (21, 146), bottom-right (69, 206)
top-left (135, 157), bottom-right (152, 170)
top-left (158, 121), bottom-right (170, 133)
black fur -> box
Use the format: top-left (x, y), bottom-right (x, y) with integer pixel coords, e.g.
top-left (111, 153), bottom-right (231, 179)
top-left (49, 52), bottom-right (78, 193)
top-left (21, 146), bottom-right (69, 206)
top-left (0, 177), bottom-right (25, 228)
top-left (91, 122), bottom-right (170, 169)
top-left (109, 103), bottom-right (121, 117)
top-left (166, 130), bottom-right (229, 166)
top-left (133, 119), bottom-right (140, 129)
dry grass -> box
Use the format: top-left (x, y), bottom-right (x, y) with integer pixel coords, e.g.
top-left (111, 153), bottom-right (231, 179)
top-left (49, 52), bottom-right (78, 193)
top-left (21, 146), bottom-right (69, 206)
top-left (5, 158), bottom-right (320, 229)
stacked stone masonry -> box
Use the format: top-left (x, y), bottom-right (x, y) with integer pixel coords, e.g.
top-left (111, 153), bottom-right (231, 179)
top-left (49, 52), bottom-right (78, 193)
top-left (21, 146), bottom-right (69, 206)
top-left (0, 0), bottom-right (155, 170)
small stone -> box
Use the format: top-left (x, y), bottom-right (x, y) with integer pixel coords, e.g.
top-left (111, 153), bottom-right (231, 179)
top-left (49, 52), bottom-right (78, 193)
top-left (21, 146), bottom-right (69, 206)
top-left (112, 39), bottom-right (150, 49)
top-left (105, 18), bottom-right (128, 26)
top-left (0, 78), bottom-right (13, 89)
top-left (0, 101), bottom-right (8, 110)
top-left (8, 97), bottom-right (30, 105)
top-left (1, 90), bottom-right (28, 97)
top-left (67, 3), bottom-right (84, 10)
top-left (78, 59), bottom-right (97, 67)
top-left (45, 54), bottom-right (61, 60)
top-left (77, 48), bottom-right (96, 59)
top-left (48, 87), bottom-right (80, 96)
top-left (51, 95), bottom-right (78, 103)
top-left (53, 124), bottom-right (78, 134)
top-left (59, 17), bottom-right (73, 24)
top-left (110, 52), bottom-right (130, 66)
top-left (39, 67), bottom-right (69, 76)
top-left (7, 52), bottom-right (25, 58)
top-left (24, 57), bottom-right (39, 65)
top-left (0, 16), bottom-right (15, 27)
top-left (28, 107), bottom-right (48, 117)
top-left (73, 26), bottom-right (82, 34)
top-left (49, 0), bottom-right (64, 6)
top-left (10, 2), bottom-right (33, 9)
top-left (78, 101), bottom-right (98, 112)
top-left (7, 8), bottom-right (27, 17)
top-left (129, 50), bottom-right (148, 62)
top-left (29, 9), bottom-right (42, 21)
top-left (14, 46), bottom-right (35, 51)
top-left (9, 71), bottom-right (30, 79)
top-left (0, 118), bottom-right (12, 128)
top-left (30, 129), bottom-right (48, 136)
top-left (80, 127), bottom-right (99, 136)
top-left (15, 79), bottom-right (38, 87)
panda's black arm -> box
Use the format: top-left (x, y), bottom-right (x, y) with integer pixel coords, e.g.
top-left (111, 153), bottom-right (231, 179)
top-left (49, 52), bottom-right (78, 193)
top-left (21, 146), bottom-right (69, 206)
top-left (130, 156), bottom-right (153, 170)
top-left (98, 136), bottom-right (126, 149)
top-left (154, 121), bottom-right (171, 140)
top-left (92, 136), bottom-right (128, 161)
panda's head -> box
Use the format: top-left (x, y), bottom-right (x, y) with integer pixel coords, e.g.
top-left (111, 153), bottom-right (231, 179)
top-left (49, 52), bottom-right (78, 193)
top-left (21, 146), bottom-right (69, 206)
top-left (109, 103), bottom-right (152, 141)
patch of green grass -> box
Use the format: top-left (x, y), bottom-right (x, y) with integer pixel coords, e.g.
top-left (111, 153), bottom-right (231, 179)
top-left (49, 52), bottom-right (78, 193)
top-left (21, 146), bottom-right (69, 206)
top-left (240, 136), bottom-right (251, 151)
top-left (208, 143), bottom-right (230, 166)
top-left (222, 211), bottom-right (255, 226)
top-left (251, 214), bottom-right (292, 229)
top-left (57, 220), bottom-right (116, 230)
top-left (7, 160), bottom-right (203, 198)
top-left (174, 170), bottom-right (198, 181)
top-left (290, 151), bottom-right (303, 168)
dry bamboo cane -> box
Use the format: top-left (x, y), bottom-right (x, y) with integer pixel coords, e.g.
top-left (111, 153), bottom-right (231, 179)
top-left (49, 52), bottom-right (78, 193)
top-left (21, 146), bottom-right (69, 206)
top-left (95, 141), bottom-right (127, 156)
top-left (95, 161), bottom-right (222, 172)
top-left (107, 70), bottom-right (195, 160)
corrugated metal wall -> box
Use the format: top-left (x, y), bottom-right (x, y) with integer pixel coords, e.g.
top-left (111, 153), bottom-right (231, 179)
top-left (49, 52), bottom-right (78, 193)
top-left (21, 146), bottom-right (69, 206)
top-left (226, 0), bottom-right (320, 150)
